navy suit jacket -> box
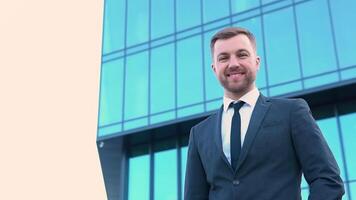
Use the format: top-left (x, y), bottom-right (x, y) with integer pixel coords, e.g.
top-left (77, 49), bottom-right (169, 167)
top-left (184, 95), bottom-right (344, 200)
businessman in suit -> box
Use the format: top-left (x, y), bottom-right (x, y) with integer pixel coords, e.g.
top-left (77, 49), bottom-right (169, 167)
top-left (184, 27), bottom-right (344, 200)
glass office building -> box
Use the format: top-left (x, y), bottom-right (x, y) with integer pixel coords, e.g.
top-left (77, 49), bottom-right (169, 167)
top-left (97, 0), bottom-right (356, 199)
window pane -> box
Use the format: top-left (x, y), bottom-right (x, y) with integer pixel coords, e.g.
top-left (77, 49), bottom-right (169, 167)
top-left (99, 59), bottom-right (123, 126)
top-left (150, 44), bottom-right (175, 114)
top-left (181, 146), bottom-right (188, 198)
top-left (176, 0), bottom-right (201, 31)
top-left (128, 155), bottom-right (150, 200)
top-left (177, 36), bottom-right (204, 107)
top-left (317, 117), bottom-right (346, 181)
top-left (235, 17), bottom-right (267, 89)
top-left (126, 0), bottom-right (149, 47)
top-left (350, 182), bottom-right (356, 200)
top-left (154, 149), bottom-right (177, 200)
top-left (231, 0), bottom-right (260, 14)
top-left (151, 0), bottom-right (174, 39)
top-left (330, 0), bottom-right (356, 68)
top-left (203, 0), bottom-right (229, 23)
top-left (204, 30), bottom-right (223, 101)
top-left (264, 7), bottom-right (301, 85)
top-left (125, 52), bottom-right (148, 120)
top-left (103, 0), bottom-right (126, 54)
top-left (339, 112), bottom-right (356, 180)
top-left (296, 0), bottom-right (337, 77)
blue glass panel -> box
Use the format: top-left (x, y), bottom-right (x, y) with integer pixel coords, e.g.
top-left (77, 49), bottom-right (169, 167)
top-left (177, 104), bottom-right (204, 118)
top-left (202, 0), bottom-right (229, 23)
top-left (231, 0), bottom-right (260, 14)
top-left (261, 0), bottom-right (281, 4)
top-left (343, 184), bottom-right (350, 200)
top-left (204, 18), bottom-right (230, 32)
top-left (126, 0), bottom-right (149, 47)
top-left (150, 111), bottom-right (175, 125)
top-left (124, 118), bottom-right (148, 131)
top-left (341, 67), bottom-right (356, 81)
top-left (269, 81), bottom-right (302, 96)
top-left (204, 30), bottom-right (223, 101)
top-left (98, 123), bottom-right (122, 137)
top-left (99, 59), bottom-right (123, 126)
top-left (301, 174), bottom-right (308, 188)
top-left (339, 112), bottom-right (356, 180)
top-left (296, 0), bottom-right (337, 77)
top-left (260, 88), bottom-right (268, 97)
top-left (350, 182), bottom-right (356, 200)
top-left (330, 0), bottom-right (356, 68)
top-left (177, 35), bottom-right (204, 107)
top-left (301, 188), bottom-right (309, 200)
top-left (150, 44), bottom-right (175, 114)
top-left (151, 0), bottom-right (174, 39)
top-left (128, 155), bottom-right (150, 200)
top-left (103, 0), bottom-right (126, 54)
top-left (206, 100), bottom-right (221, 112)
top-left (124, 52), bottom-right (148, 120)
top-left (176, 0), bottom-right (201, 31)
top-left (235, 17), bottom-right (267, 89)
top-left (317, 117), bottom-right (346, 181)
top-left (304, 73), bottom-right (338, 89)
top-left (181, 146), bottom-right (188, 198)
top-left (154, 149), bottom-right (177, 200)
top-left (262, 0), bottom-right (292, 13)
top-left (264, 7), bottom-right (301, 85)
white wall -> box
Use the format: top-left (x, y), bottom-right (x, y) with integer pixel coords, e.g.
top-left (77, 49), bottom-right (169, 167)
top-left (0, 0), bottom-right (106, 199)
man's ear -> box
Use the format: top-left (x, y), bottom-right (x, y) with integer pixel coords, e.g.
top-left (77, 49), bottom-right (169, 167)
top-left (211, 63), bottom-right (216, 73)
top-left (256, 56), bottom-right (261, 70)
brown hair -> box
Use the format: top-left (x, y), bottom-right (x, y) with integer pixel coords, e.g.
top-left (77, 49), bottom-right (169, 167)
top-left (210, 27), bottom-right (257, 56)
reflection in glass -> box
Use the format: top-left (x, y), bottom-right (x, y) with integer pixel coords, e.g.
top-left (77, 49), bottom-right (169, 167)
top-left (126, 0), bottom-right (149, 47)
top-left (330, 0), bottom-right (356, 68)
top-left (181, 146), bottom-right (188, 199)
top-left (154, 149), bottom-right (177, 200)
top-left (99, 59), bottom-right (124, 127)
top-left (339, 112), bottom-right (356, 180)
top-left (202, 0), bottom-right (229, 23)
top-left (296, 0), bottom-right (337, 77)
top-left (125, 52), bottom-right (148, 120)
top-left (264, 7), bottom-right (301, 85)
top-left (176, 0), bottom-right (201, 31)
top-left (150, 44), bottom-right (175, 114)
top-left (177, 36), bottom-right (204, 107)
top-left (102, 0), bottom-right (126, 54)
top-left (128, 155), bottom-right (150, 200)
top-left (151, 0), bottom-right (174, 39)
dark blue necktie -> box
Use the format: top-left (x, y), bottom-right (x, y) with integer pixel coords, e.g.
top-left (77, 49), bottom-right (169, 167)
top-left (230, 101), bottom-right (245, 171)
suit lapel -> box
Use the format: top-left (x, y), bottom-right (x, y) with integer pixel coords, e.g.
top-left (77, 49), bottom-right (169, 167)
top-left (235, 94), bottom-right (271, 172)
top-left (213, 106), bottom-right (235, 172)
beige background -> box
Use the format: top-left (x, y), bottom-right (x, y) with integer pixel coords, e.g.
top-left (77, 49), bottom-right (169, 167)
top-left (0, 0), bottom-right (106, 199)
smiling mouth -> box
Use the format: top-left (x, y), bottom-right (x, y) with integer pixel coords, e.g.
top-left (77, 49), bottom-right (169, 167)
top-left (227, 72), bottom-right (245, 77)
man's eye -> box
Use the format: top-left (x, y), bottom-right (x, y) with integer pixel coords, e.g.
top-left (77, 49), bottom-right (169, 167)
top-left (218, 57), bottom-right (228, 62)
top-left (239, 53), bottom-right (248, 58)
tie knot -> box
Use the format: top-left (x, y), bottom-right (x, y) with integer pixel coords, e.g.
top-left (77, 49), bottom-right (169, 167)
top-left (230, 101), bottom-right (245, 112)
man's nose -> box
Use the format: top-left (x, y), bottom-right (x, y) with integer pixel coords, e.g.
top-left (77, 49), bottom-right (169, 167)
top-left (228, 56), bottom-right (239, 68)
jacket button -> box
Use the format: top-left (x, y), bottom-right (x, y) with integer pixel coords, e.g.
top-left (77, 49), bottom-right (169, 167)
top-left (233, 180), bottom-right (240, 185)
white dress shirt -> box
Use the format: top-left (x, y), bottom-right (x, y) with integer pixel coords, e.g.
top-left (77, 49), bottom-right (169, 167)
top-left (221, 87), bottom-right (260, 164)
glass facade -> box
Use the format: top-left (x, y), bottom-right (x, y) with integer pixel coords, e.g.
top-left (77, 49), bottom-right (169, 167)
top-left (98, 0), bottom-right (356, 199)
top-left (98, 0), bottom-right (356, 136)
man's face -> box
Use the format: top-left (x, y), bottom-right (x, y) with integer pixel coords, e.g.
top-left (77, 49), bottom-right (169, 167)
top-left (212, 34), bottom-right (260, 97)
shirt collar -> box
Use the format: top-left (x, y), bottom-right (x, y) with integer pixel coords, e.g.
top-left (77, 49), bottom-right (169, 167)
top-left (223, 87), bottom-right (260, 112)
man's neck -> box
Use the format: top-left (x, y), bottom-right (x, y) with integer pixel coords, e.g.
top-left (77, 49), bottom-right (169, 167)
top-left (224, 86), bottom-right (256, 101)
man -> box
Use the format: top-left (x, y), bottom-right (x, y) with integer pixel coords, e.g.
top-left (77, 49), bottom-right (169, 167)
top-left (184, 27), bottom-right (344, 200)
